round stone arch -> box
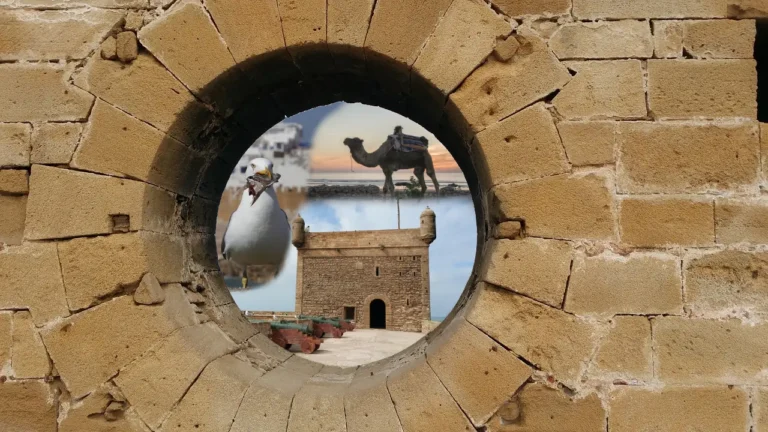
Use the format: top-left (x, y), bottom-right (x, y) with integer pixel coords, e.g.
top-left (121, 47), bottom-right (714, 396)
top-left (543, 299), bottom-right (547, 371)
top-left (362, 293), bottom-right (394, 330)
top-left (3, 0), bottom-right (765, 431)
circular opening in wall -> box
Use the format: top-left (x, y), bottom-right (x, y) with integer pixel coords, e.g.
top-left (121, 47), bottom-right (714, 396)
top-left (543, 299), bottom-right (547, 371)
top-left (215, 102), bottom-right (478, 367)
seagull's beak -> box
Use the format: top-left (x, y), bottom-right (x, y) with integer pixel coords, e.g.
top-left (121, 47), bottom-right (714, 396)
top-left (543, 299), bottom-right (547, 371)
top-left (256, 168), bottom-right (272, 181)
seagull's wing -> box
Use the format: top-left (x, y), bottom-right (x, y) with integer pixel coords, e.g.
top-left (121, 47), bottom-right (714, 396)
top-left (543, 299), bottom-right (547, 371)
top-left (220, 211), bottom-right (235, 258)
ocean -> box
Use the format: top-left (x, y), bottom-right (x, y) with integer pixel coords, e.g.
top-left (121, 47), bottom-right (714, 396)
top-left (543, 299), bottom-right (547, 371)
top-left (309, 171), bottom-right (468, 189)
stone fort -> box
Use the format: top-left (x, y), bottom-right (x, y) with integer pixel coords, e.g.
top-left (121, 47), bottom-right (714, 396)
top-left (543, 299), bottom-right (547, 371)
top-left (291, 208), bottom-right (436, 332)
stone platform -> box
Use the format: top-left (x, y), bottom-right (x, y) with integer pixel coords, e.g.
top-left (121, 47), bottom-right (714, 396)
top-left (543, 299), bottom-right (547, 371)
top-left (294, 329), bottom-right (424, 367)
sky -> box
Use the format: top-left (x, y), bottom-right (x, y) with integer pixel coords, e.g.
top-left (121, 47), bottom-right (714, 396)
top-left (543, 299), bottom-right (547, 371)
top-left (305, 102), bottom-right (461, 173)
top-left (230, 196), bottom-right (477, 320)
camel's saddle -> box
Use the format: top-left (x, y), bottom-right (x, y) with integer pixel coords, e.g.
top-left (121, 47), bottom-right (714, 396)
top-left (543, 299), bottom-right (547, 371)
top-left (388, 128), bottom-right (429, 153)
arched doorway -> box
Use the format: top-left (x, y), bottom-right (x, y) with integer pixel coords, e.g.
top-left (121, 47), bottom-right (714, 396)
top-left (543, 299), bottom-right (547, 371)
top-left (370, 299), bottom-right (387, 329)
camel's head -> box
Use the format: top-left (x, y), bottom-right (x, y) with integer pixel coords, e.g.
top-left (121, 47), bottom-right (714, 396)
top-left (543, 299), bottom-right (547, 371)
top-left (343, 137), bottom-right (363, 148)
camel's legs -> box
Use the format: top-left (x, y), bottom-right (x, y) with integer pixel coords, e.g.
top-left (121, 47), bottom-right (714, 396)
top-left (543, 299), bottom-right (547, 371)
top-left (414, 167), bottom-right (427, 195)
top-left (424, 154), bottom-right (440, 195)
top-left (382, 168), bottom-right (394, 195)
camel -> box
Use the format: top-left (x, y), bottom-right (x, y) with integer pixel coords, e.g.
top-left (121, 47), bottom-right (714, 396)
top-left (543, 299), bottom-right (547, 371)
top-left (343, 137), bottom-right (440, 195)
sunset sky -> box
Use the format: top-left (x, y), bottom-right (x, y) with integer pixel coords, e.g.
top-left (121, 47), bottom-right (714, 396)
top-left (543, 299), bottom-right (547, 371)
top-left (305, 103), bottom-right (461, 173)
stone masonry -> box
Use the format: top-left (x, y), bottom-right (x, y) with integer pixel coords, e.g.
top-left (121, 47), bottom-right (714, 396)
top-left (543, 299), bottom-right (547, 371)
top-left (0, 0), bottom-right (766, 431)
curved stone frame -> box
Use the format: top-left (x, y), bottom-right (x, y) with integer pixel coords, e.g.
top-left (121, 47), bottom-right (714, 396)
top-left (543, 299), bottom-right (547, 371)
top-left (362, 293), bottom-right (394, 330)
top-left (1, 0), bottom-right (766, 430)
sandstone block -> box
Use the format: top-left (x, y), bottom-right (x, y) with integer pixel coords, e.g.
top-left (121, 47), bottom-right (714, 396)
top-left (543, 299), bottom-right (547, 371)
top-left (278, 0), bottom-right (326, 47)
top-left (491, 0), bottom-right (570, 17)
top-left (716, 198), bottom-right (768, 244)
top-left (74, 53), bottom-right (212, 146)
top-left (139, 3), bottom-right (239, 110)
top-left (481, 238), bottom-right (572, 307)
top-left (655, 316), bottom-right (768, 384)
top-left (115, 323), bottom-right (237, 429)
top-left (11, 311), bottom-right (50, 379)
top-left (427, 318), bottom-right (531, 425)
top-left (493, 35), bottom-right (520, 61)
top-left (684, 19), bottom-right (756, 58)
top-left (13, 0), bottom-right (147, 6)
top-left (565, 253), bottom-right (683, 315)
top-left (757, 389), bottom-right (768, 432)
top-left (72, 100), bottom-right (205, 196)
top-left (0, 243), bottom-right (68, 325)
top-left (0, 63), bottom-right (93, 122)
top-left (0, 170), bottom-right (29, 194)
top-left (414, 0), bottom-right (510, 95)
top-left (230, 369), bottom-right (297, 432)
top-left (485, 383), bottom-right (605, 431)
top-left (685, 250), bottom-right (768, 316)
top-left (345, 374), bottom-right (401, 432)
top-left (620, 197), bottom-right (714, 247)
top-left (648, 60), bottom-right (757, 118)
top-left (556, 121), bottom-right (616, 166)
top-left (134, 273), bottom-right (165, 305)
top-left (287, 372), bottom-right (350, 432)
top-left (124, 11), bottom-right (144, 31)
top-left (619, 121), bottom-right (760, 193)
top-left (573, 0), bottom-right (726, 19)
top-left (388, 358), bottom-right (475, 432)
top-left (57, 383), bottom-right (146, 432)
top-left (473, 103), bottom-right (569, 188)
top-left (0, 313), bottom-right (10, 369)
top-left (553, 60), bottom-right (646, 119)
top-left (30, 123), bottom-right (81, 165)
top-left (115, 31), bottom-right (138, 63)
top-left (493, 221), bottom-right (523, 239)
top-left (0, 10), bottom-right (122, 61)
top-left (593, 316), bottom-right (652, 380)
top-left (205, 0), bottom-right (286, 62)
top-left (653, 20), bottom-right (684, 57)
top-left (609, 386), bottom-right (748, 431)
top-left (467, 283), bottom-right (596, 385)
top-left (162, 355), bottom-right (262, 431)
top-left (550, 21), bottom-right (653, 59)
top-left (327, 0), bottom-right (375, 67)
top-left (491, 171), bottom-right (615, 241)
top-left (0, 381), bottom-right (57, 431)
top-left (728, 0), bottom-right (768, 17)
top-left (0, 123), bottom-right (31, 167)
top-left (0, 195), bottom-right (26, 245)
top-left (449, 28), bottom-right (571, 132)
top-left (205, 302), bottom-right (259, 344)
top-left (57, 232), bottom-right (184, 311)
top-left (100, 36), bottom-right (117, 60)
top-left (42, 286), bottom-right (198, 398)
top-left (25, 165), bottom-right (177, 240)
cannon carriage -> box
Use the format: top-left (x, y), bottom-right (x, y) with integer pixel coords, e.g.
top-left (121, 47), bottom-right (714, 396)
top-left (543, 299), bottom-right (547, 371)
top-left (249, 319), bottom-right (323, 354)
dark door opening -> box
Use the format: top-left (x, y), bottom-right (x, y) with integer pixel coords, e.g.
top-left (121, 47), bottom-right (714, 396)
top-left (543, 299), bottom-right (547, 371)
top-left (370, 299), bottom-right (386, 329)
top-left (758, 19), bottom-right (767, 122)
top-left (344, 306), bottom-right (355, 320)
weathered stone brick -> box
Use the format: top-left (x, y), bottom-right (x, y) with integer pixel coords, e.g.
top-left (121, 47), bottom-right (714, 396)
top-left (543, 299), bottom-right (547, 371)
top-left (556, 121), bottom-right (616, 166)
top-left (30, 123), bottom-right (81, 165)
top-left (763, 123), bottom-right (767, 187)
top-left (685, 250), bottom-right (768, 316)
top-left (484, 383), bottom-right (605, 431)
top-left (553, 60), bottom-right (646, 119)
top-left (756, 389), bottom-right (768, 432)
top-left (388, 358), bottom-right (475, 432)
top-left (0, 381), bottom-right (57, 432)
top-left (205, 302), bottom-right (259, 344)
top-left (0, 10), bottom-right (122, 61)
top-left (716, 198), bottom-right (768, 244)
top-left (42, 285), bottom-right (198, 398)
top-left (278, 0), bottom-right (326, 47)
top-left (57, 232), bottom-right (185, 311)
top-left (0, 123), bottom-right (31, 167)
top-left (427, 318), bottom-right (531, 425)
top-left (139, 3), bottom-right (239, 110)
top-left (468, 283), bottom-right (596, 385)
top-left (0, 195), bottom-right (26, 245)
top-left (11, 311), bottom-right (50, 379)
top-left (684, 19), bottom-right (756, 58)
top-left (414, 0), bottom-right (510, 95)
top-left (491, 0), bottom-right (570, 17)
top-left (205, 0), bottom-right (286, 62)
top-left (655, 316), bottom-right (768, 384)
top-left (162, 355), bottom-right (262, 431)
top-left (0, 63), bottom-right (93, 122)
top-left (57, 383), bottom-right (147, 432)
top-left (13, 0), bottom-right (147, 6)
top-left (345, 373), bottom-right (401, 432)
top-left (593, 316), bottom-right (652, 380)
top-left (0, 170), bottom-right (29, 194)
top-left (481, 238), bottom-right (572, 308)
top-left (74, 54), bottom-right (212, 146)
top-left (565, 253), bottom-right (683, 315)
top-left (491, 171), bottom-right (615, 241)
top-left (620, 197), bottom-right (714, 247)
top-left (449, 28), bottom-right (571, 133)
top-left (573, 0), bottom-right (726, 19)
top-left (609, 387), bottom-right (748, 431)
top-left (115, 323), bottom-right (237, 429)
top-left (0, 313), bottom-right (10, 369)
top-left (0, 243), bottom-right (68, 325)
top-left (287, 369), bottom-right (351, 432)
top-left (728, 0), bottom-right (768, 17)
top-left (72, 100), bottom-right (205, 196)
top-left (618, 121), bottom-right (759, 193)
top-left (549, 21), bottom-right (653, 59)
top-left (473, 103), bottom-right (569, 188)
top-left (653, 20), bottom-right (684, 57)
top-left (648, 60), bottom-right (757, 118)
top-left (327, 0), bottom-right (374, 51)
top-left (115, 31), bottom-right (138, 63)
top-left (25, 165), bottom-right (177, 240)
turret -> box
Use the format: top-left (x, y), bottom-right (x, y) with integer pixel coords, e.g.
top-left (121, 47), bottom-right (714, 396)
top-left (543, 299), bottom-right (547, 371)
top-left (420, 207), bottom-right (436, 244)
top-left (292, 214), bottom-right (305, 247)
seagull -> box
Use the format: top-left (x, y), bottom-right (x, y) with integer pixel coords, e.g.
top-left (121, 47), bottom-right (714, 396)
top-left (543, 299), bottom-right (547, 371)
top-left (221, 158), bottom-right (290, 289)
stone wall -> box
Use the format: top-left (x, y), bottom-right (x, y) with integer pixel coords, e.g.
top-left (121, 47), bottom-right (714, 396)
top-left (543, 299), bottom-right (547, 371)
top-left (0, 0), bottom-right (766, 430)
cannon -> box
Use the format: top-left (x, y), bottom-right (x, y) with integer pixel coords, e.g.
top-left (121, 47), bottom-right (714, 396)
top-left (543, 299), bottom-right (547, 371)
top-left (250, 320), bottom-right (322, 354)
top-left (298, 315), bottom-right (356, 332)
top-left (297, 315), bottom-right (346, 338)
